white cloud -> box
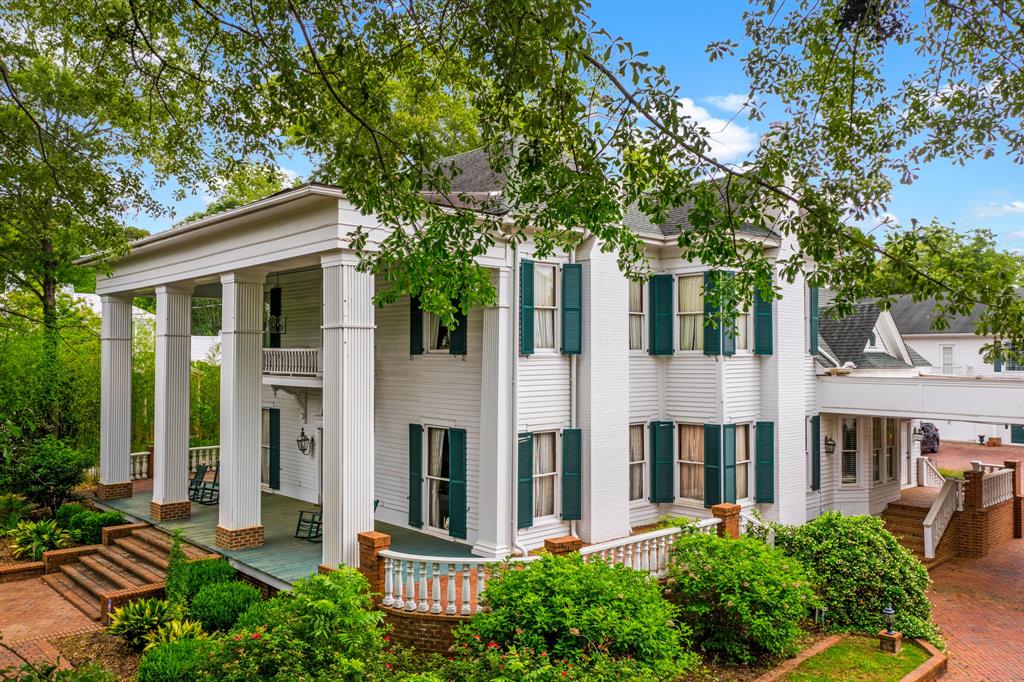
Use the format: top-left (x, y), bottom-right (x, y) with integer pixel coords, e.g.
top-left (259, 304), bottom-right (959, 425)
top-left (702, 93), bottom-right (751, 114)
top-left (976, 200), bottom-right (1024, 218)
top-left (677, 98), bottom-right (759, 163)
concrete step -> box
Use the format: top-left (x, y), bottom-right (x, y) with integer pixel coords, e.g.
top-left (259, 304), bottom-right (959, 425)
top-left (115, 537), bottom-right (170, 571)
top-left (97, 545), bottom-right (165, 584)
top-left (79, 554), bottom-right (146, 589)
top-left (42, 573), bottom-right (101, 621)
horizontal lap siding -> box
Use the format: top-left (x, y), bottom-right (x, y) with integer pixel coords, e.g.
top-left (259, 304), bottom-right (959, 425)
top-left (724, 356), bottom-right (760, 422)
top-left (665, 355), bottom-right (717, 423)
top-left (268, 269), bottom-right (322, 349)
top-left (517, 355), bottom-right (570, 429)
top-left (260, 386), bottom-right (321, 505)
top-left (629, 356), bottom-right (659, 422)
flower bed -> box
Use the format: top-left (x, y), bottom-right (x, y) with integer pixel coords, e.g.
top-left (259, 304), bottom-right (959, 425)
top-left (752, 635), bottom-right (945, 682)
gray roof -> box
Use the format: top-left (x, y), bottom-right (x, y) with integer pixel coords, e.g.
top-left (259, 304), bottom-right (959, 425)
top-left (905, 344), bottom-right (932, 367)
top-left (819, 301), bottom-right (882, 366)
top-left (856, 352), bottom-right (911, 369)
top-left (888, 296), bottom-right (984, 335)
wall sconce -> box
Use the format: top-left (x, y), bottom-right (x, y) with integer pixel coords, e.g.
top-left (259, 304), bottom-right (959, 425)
top-left (823, 435), bottom-right (837, 455)
top-left (912, 427), bottom-right (924, 442)
top-left (296, 428), bottom-right (314, 456)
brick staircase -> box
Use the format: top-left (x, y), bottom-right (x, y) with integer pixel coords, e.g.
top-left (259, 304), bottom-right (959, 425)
top-left (881, 500), bottom-right (959, 570)
top-left (42, 525), bottom-right (215, 621)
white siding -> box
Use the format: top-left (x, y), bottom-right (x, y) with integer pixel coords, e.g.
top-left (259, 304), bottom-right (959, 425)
top-left (260, 385), bottom-right (322, 504)
top-left (665, 355), bottom-right (718, 423)
top-left (268, 268), bottom-right (322, 349)
top-left (517, 354), bottom-right (570, 428)
top-left (724, 355), bottom-right (761, 422)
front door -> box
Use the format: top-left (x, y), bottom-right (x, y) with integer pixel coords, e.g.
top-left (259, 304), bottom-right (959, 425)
top-left (424, 427), bottom-right (451, 534)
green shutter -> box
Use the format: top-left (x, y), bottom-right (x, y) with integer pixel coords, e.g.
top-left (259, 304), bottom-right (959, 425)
top-left (648, 275), bottom-right (674, 355)
top-left (809, 286), bottom-right (820, 355)
top-left (561, 429), bottom-right (582, 520)
top-left (703, 272), bottom-right (721, 356)
top-left (449, 307), bottom-right (468, 355)
top-left (756, 421), bottom-right (776, 503)
top-left (704, 424), bottom-right (722, 507)
top-left (649, 422), bottom-right (674, 503)
top-left (809, 416), bottom-right (821, 492)
top-left (410, 297), bottom-right (424, 355)
top-left (754, 289), bottom-right (773, 355)
top-left (268, 288), bottom-right (282, 349)
top-left (267, 408), bottom-right (280, 490)
top-left (448, 428), bottom-right (467, 538)
top-left (517, 432), bottom-right (533, 529)
top-left (408, 424), bottom-right (423, 528)
top-left (722, 424), bottom-right (736, 503)
top-left (561, 264), bottom-right (582, 355)
top-left (520, 260), bottom-right (535, 355)
top-left (1011, 425), bottom-right (1024, 445)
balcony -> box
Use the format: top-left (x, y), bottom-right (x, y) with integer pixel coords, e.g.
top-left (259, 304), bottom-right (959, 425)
top-left (262, 347), bottom-right (322, 387)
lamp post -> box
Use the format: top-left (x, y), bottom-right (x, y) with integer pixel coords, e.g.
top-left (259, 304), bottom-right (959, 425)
top-left (878, 604), bottom-right (902, 653)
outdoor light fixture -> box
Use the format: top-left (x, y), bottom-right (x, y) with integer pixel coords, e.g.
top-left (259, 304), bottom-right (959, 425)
top-left (882, 605), bottom-right (896, 635)
top-left (296, 428), bottom-right (313, 456)
top-left (912, 427), bottom-right (924, 442)
top-left (823, 435), bottom-right (837, 455)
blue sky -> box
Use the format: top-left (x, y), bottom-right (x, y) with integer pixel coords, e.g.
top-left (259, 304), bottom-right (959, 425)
top-left (139, 0), bottom-right (1023, 255)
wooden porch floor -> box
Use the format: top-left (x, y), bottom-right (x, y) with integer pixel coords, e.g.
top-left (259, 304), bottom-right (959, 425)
top-left (100, 486), bottom-right (475, 585)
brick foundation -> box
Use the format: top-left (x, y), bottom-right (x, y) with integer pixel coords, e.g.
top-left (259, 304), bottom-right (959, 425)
top-left (215, 524), bottom-right (265, 550)
top-left (544, 535), bottom-right (583, 555)
top-left (357, 531), bottom-right (392, 595)
top-left (957, 499), bottom-right (1015, 558)
top-left (101, 523), bottom-right (150, 545)
top-left (382, 607), bottom-right (470, 653)
top-left (711, 502), bottom-right (742, 539)
top-left (42, 546), bottom-right (99, 574)
top-left (95, 482), bottom-right (133, 500)
top-left (149, 500), bottom-right (191, 521)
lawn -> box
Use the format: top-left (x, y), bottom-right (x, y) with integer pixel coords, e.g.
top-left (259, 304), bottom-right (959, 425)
top-left (784, 636), bottom-right (929, 682)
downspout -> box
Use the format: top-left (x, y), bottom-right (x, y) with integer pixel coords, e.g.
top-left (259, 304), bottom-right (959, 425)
top-left (568, 246), bottom-right (578, 538)
top-left (510, 248), bottom-right (528, 558)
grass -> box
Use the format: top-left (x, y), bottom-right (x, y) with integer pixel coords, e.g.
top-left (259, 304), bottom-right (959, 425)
top-left (938, 467), bottom-right (965, 480)
top-left (784, 636), bottom-right (929, 682)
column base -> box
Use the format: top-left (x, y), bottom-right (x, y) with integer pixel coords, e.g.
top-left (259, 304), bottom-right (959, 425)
top-left (471, 541), bottom-right (513, 560)
top-left (216, 524), bottom-right (265, 550)
top-left (149, 500), bottom-right (191, 521)
top-left (96, 482), bottom-right (133, 500)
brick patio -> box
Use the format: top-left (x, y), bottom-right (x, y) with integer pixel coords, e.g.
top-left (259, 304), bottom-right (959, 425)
top-left (927, 440), bottom-right (1023, 473)
top-left (0, 577), bottom-right (101, 669)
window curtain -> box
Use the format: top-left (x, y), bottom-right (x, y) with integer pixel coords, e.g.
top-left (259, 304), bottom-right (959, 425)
top-left (678, 276), bottom-right (703, 351)
top-left (533, 433), bottom-right (556, 517)
top-left (735, 426), bottom-right (749, 499)
top-left (629, 425), bottom-right (645, 500)
top-left (428, 429), bottom-right (447, 529)
top-left (679, 424), bottom-right (705, 499)
top-left (534, 266), bottom-right (556, 349)
top-left (629, 281), bottom-right (644, 350)
top-left (426, 312), bottom-right (448, 350)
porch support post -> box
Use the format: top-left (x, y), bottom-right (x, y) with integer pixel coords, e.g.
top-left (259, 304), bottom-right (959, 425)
top-left (97, 295), bottom-right (134, 500)
top-left (150, 285), bottom-right (193, 521)
top-left (320, 252), bottom-right (375, 569)
top-left (216, 272), bottom-right (266, 549)
top-left (474, 267), bottom-right (513, 558)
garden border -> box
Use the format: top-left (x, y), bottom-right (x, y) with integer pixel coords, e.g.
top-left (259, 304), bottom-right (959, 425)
top-left (0, 561), bottom-right (45, 583)
top-left (751, 634), bottom-right (948, 682)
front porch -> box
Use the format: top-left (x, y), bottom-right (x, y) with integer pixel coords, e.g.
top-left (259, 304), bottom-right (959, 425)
top-left (100, 483), bottom-right (475, 587)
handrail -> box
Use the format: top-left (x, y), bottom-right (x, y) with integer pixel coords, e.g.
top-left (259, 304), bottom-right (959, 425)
top-left (918, 457), bottom-right (946, 488)
top-left (922, 479), bottom-right (964, 559)
top-left (188, 445), bottom-right (220, 473)
top-left (129, 451), bottom-right (151, 480)
top-left (981, 468), bottom-right (1014, 508)
top-left (262, 347), bottom-right (321, 376)
top-left (740, 511), bottom-right (775, 547)
top-left (971, 460), bottom-right (1005, 474)
top-left (579, 517), bottom-right (721, 577)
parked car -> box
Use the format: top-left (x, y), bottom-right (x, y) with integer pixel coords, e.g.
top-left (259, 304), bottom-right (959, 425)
top-left (921, 422), bottom-right (940, 453)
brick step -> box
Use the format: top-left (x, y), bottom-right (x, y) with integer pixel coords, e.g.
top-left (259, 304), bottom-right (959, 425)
top-left (882, 509), bottom-right (930, 521)
top-left (115, 537), bottom-right (170, 571)
top-left (42, 573), bottom-right (101, 621)
top-left (79, 554), bottom-right (147, 589)
top-left (60, 563), bottom-right (118, 602)
top-left (131, 528), bottom-right (210, 560)
top-left (97, 545), bottom-right (165, 583)
top-left (883, 523), bottom-right (925, 536)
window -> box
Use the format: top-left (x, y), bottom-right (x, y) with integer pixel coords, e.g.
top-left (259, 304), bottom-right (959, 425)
top-left (736, 424), bottom-right (751, 499)
top-left (628, 424), bottom-right (646, 501)
top-left (872, 417), bottom-right (882, 483)
top-left (677, 275), bottom-right (704, 351)
top-left (260, 409), bottom-right (271, 486)
top-left (628, 280), bottom-right (644, 350)
top-left (842, 418), bottom-right (858, 484)
top-left (678, 424), bottom-right (704, 501)
top-left (1007, 344), bottom-right (1022, 371)
top-left (735, 308), bottom-right (751, 351)
top-left (426, 427), bottom-right (451, 532)
top-left (940, 345), bottom-right (955, 373)
top-left (533, 432), bottom-right (557, 519)
top-left (424, 312), bottom-right (450, 352)
top-left (534, 264), bottom-right (557, 350)
top-left (886, 418), bottom-right (897, 481)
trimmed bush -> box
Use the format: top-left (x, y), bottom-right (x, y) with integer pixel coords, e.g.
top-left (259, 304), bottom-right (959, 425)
top-left (10, 437), bottom-right (90, 512)
top-left (462, 553), bottom-right (692, 666)
top-left (108, 598), bottom-right (173, 649)
top-left (664, 533), bottom-right (817, 663)
top-left (7, 519), bottom-right (71, 560)
top-left (67, 510), bottom-right (125, 544)
top-left (143, 619), bottom-right (208, 651)
top-left (55, 502), bottom-right (89, 528)
top-left (164, 556), bottom-right (236, 607)
top-left (773, 512), bottom-right (940, 644)
top-left (191, 581), bottom-right (262, 632)
top-left (137, 639), bottom-right (219, 682)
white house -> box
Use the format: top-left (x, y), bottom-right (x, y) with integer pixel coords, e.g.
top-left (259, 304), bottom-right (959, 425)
top-left (85, 151), bottom-right (1024, 581)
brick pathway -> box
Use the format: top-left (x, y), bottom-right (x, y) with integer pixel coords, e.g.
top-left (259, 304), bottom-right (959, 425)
top-left (929, 538), bottom-right (1024, 681)
top-left (0, 577), bottom-right (101, 669)
top-left (928, 440), bottom-right (1023, 473)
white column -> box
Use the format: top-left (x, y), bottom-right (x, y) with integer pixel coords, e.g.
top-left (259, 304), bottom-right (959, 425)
top-left (217, 272), bottom-right (265, 548)
top-left (474, 268), bottom-right (513, 558)
top-left (577, 238), bottom-right (631, 543)
top-left (98, 295), bottom-right (133, 499)
top-left (151, 285), bottom-right (193, 519)
top-left (321, 252), bottom-right (375, 569)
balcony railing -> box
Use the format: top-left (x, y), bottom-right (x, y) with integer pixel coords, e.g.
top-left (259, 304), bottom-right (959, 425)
top-left (263, 347), bottom-right (321, 377)
top-left (128, 446), bottom-right (220, 480)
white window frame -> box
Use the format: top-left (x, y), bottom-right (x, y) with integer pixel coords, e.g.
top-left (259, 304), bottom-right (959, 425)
top-left (628, 280), bottom-right (645, 352)
top-left (676, 274), bottom-right (704, 352)
top-left (734, 307), bottom-right (752, 352)
top-left (532, 431), bottom-right (560, 523)
top-left (532, 263), bottom-right (559, 352)
top-left (940, 344), bottom-right (956, 374)
top-left (885, 417), bottom-right (897, 482)
top-left (423, 311), bottom-right (451, 354)
top-left (871, 417), bottom-right (883, 484)
top-left (735, 424), bottom-right (752, 500)
top-left (423, 425), bottom-right (452, 537)
top-left (260, 407), bottom-right (272, 489)
top-left (841, 417), bottom-right (858, 486)
top-left (628, 423), bottom-right (646, 502)
top-left (677, 423), bottom-right (705, 503)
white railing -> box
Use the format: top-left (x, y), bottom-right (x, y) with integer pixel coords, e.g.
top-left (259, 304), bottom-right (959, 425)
top-left (981, 469), bottom-right (1014, 508)
top-left (580, 518), bottom-right (721, 578)
top-left (971, 460), bottom-right (1005, 474)
top-left (380, 552), bottom-right (537, 615)
top-left (918, 457), bottom-right (946, 488)
top-left (262, 347), bottom-right (320, 376)
top-left (922, 479), bottom-right (964, 559)
top-left (922, 365), bottom-right (977, 376)
top-left (129, 451), bottom-right (151, 480)
top-left (740, 511), bottom-right (775, 547)
top-left (189, 445), bottom-right (220, 473)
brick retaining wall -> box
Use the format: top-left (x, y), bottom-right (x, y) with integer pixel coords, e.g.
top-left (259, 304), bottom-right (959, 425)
top-left (381, 607), bottom-right (470, 653)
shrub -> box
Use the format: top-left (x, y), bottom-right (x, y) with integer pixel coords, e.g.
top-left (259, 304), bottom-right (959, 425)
top-left (664, 533), bottom-right (817, 663)
top-left (164, 557), bottom-right (236, 607)
top-left (197, 627), bottom-right (333, 681)
top-left (7, 519), bottom-right (71, 560)
top-left (55, 503), bottom-right (89, 528)
top-left (107, 598), bottom-right (173, 649)
top-left (938, 467), bottom-right (965, 480)
top-left (163, 531), bottom-right (189, 610)
top-left (10, 437), bottom-right (90, 513)
top-left (462, 553), bottom-right (691, 665)
top-left (191, 581), bottom-right (262, 632)
top-left (0, 493), bottom-right (31, 530)
top-left (143, 619), bottom-right (208, 651)
top-left (772, 512), bottom-right (939, 644)
top-left (67, 511), bottom-right (124, 545)
top-left (136, 639), bottom-right (219, 682)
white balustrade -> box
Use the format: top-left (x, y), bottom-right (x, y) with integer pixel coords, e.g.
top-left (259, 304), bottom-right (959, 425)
top-left (918, 457), bottom-right (947, 488)
top-left (981, 469), bottom-right (1014, 508)
top-left (129, 451), bottom-right (151, 480)
top-left (189, 445), bottom-right (220, 472)
top-left (923, 479), bottom-right (964, 559)
top-left (971, 460), bottom-right (1005, 474)
top-left (262, 347), bottom-right (321, 376)
top-left (739, 511), bottom-right (776, 547)
top-left (580, 517), bottom-right (721, 578)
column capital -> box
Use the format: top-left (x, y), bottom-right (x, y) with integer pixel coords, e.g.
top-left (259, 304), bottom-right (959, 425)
top-left (320, 250), bottom-right (361, 269)
top-left (154, 282), bottom-right (195, 295)
top-left (220, 270), bottom-right (267, 285)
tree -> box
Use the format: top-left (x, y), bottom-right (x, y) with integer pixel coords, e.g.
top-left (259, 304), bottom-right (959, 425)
top-left (181, 163), bottom-right (300, 224)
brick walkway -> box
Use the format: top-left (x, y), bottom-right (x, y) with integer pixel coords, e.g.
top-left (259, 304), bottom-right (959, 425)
top-left (0, 577), bottom-right (101, 669)
top-left (928, 440), bottom-right (1023, 473)
top-left (929, 538), bottom-right (1024, 681)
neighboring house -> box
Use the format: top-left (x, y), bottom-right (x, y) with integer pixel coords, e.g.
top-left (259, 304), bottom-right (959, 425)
top-left (81, 150), bottom-right (1024, 584)
top-left (889, 295), bottom-right (1024, 446)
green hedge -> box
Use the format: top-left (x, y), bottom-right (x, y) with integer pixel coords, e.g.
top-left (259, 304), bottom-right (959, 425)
top-left (191, 581), bottom-right (262, 632)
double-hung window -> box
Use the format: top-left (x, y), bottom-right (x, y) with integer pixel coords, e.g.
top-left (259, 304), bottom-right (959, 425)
top-left (842, 418), bottom-right (858, 484)
top-left (424, 312), bottom-right (450, 352)
top-left (733, 307), bottom-right (752, 351)
top-left (628, 424), bottom-right (646, 501)
top-left (678, 424), bottom-right (704, 501)
top-left (885, 418), bottom-right (896, 481)
top-left (677, 275), bottom-right (704, 351)
top-left (628, 280), bottom-right (644, 351)
top-left (735, 424), bottom-right (751, 499)
top-left (871, 417), bottom-right (882, 483)
top-left (532, 432), bottom-right (558, 519)
top-left (425, 427), bottom-right (451, 532)
top-left (534, 264), bottom-right (557, 350)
